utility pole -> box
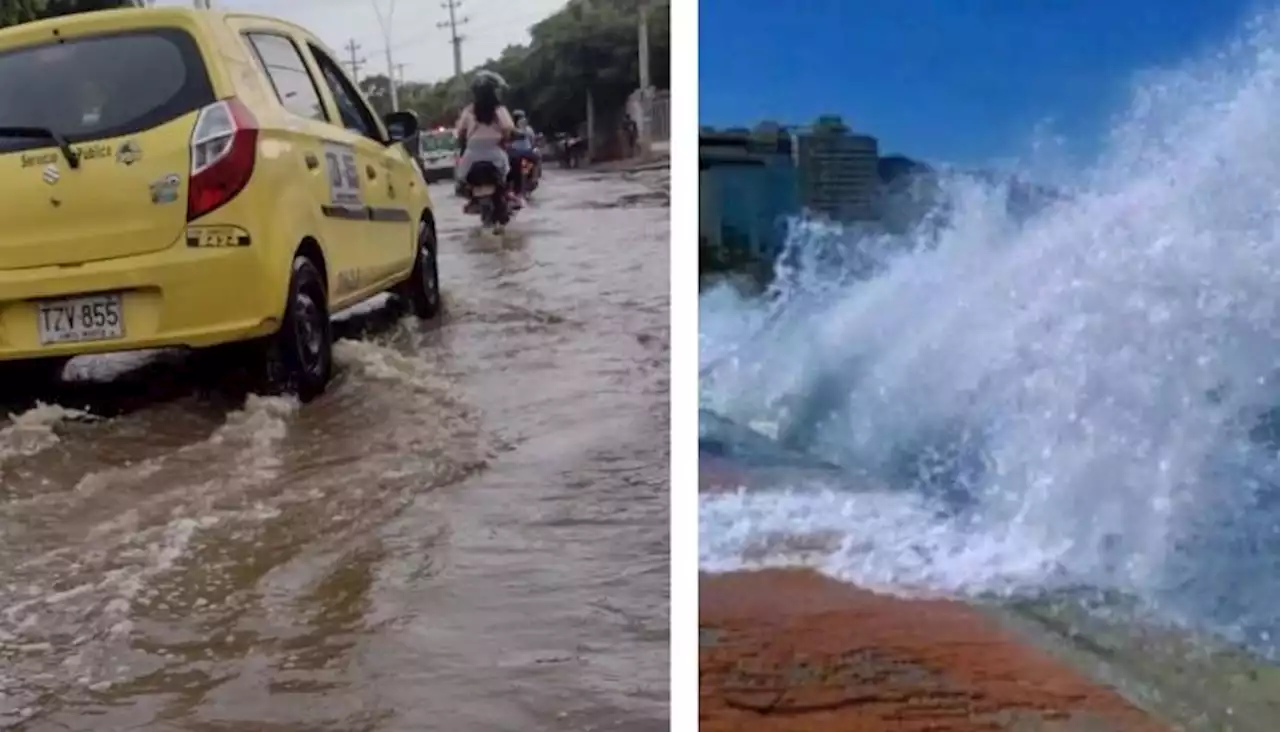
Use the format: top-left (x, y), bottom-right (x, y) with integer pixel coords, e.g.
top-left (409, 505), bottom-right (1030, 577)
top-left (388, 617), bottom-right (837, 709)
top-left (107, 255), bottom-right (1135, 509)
top-left (437, 0), bottom-right (469, 80)
top-left (371, 1), bottom-right (400, 112)
top-left (384, 45), bottom-right (399, 112)
top-left (344, 39), bottom-right (366, 83)
top-left (637, 0), bottom-right (652, 155)
top-left (394, 63), bottom-right (410, 108)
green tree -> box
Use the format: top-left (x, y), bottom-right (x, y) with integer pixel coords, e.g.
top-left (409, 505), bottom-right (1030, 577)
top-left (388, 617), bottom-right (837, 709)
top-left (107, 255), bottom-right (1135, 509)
top-left (384, 0), bottom-right (669, 136)
top-left (501, 0), bottom-right (670, 133)
top-left (0, 0), bottom-right (132, 28)
top-left (358, 74), bottom-right (394, 117)
top-left (0, 0), bottom-right (42, 28)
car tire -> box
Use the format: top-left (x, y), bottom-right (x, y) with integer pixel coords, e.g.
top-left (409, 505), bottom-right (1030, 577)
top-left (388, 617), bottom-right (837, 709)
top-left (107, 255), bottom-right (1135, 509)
top-left (394, 219), bottom-right (441, 319)
top-left (258, 255), bottom-right (333, 402)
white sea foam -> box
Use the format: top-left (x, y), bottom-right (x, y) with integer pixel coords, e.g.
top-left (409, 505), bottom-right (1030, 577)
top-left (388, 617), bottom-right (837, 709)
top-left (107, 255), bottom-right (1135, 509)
top-left (700, 9), bottom-right (1280, 655)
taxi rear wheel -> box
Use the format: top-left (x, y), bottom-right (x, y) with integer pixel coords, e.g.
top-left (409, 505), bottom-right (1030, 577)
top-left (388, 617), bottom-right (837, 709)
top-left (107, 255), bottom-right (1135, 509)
top-left (394, 219), bottom-right (441, 319)
top-left (259, 256), bottom-right (333, 402)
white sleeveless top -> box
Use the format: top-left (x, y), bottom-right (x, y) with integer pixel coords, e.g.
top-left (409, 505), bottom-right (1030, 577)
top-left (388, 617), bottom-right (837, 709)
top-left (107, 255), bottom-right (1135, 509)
top-left (456, 104), bottom-right (514, 143)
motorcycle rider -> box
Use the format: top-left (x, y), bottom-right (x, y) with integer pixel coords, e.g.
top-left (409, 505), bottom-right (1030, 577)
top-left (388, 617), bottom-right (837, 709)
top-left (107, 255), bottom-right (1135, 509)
top-left (508, 110), bottom-right (540, 194)
top-left (454, 70), bottom-right (518, 210)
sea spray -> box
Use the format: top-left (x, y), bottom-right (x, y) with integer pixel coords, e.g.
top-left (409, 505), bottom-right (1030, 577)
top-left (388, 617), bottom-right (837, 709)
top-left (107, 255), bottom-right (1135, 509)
top-left (700, 8), bottom-right (1280, 659)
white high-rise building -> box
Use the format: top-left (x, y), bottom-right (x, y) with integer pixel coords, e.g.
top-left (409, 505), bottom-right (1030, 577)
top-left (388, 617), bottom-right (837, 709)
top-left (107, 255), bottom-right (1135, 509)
top-left (795, 117), bottom-right (880, 221)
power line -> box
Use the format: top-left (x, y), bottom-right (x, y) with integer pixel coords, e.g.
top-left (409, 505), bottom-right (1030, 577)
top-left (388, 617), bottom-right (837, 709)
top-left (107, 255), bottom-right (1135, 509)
top-left (344, 39), bottom-right (367, 83)
top-left (356, 6), bottom-right (553, 84)
top-left (360, 7), bottom-right (548, 57)
top-left (436, 0), bottom-right (469, 80)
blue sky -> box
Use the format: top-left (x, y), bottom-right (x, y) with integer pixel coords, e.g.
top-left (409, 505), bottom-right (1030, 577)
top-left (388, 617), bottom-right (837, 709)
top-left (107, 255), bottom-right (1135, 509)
top-left (700, 0), bottom-right (1260, 166)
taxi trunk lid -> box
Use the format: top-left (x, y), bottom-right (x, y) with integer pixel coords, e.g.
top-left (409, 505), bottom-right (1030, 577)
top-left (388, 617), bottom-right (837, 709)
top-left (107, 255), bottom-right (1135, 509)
top-left (0, 20), bottom-right (215, 270)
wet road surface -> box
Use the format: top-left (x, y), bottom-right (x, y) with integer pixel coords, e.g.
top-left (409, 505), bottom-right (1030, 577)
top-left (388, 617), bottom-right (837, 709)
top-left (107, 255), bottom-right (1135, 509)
top-left (0, 169), bottom-right (670, 731)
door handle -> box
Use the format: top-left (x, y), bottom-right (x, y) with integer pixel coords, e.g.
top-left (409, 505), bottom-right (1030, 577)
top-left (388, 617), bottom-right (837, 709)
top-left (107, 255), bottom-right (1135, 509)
top-left (304, 153), bottom-right (319, 170)
top-left (366, 165), bottom-right (377, 180)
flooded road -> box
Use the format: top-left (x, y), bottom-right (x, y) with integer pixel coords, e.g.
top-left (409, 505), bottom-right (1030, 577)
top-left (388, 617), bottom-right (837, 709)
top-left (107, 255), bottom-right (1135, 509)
top-left (0, 168), bottom-right (670, 731)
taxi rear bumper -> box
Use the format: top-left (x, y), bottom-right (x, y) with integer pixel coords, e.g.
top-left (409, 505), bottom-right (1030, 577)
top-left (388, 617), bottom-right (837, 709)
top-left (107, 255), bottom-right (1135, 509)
top-left (0, 240), bottom-right (280, 361)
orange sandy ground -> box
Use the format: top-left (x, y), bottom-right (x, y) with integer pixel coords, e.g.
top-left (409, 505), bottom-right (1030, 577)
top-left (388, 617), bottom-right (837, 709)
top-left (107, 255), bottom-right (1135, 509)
top-left (700, 570), bottom-right (1169, 731)
top-left (699, 464), bottom-right (1167, 731)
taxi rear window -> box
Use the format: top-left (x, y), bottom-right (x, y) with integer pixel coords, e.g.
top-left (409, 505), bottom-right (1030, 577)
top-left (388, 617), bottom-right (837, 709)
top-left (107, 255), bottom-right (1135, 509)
top-left (0, 27), bottom-right (215, 154)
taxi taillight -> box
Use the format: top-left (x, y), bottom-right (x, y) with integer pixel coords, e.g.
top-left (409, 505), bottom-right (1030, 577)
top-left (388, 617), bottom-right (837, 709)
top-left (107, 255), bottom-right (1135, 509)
top-left (187, 97), bottom-right (259, 222)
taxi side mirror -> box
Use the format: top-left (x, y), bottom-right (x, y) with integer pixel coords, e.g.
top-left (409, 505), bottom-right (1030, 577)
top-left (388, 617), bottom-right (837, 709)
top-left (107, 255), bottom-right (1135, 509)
top-left (383, 110), bottom-right (419, 144)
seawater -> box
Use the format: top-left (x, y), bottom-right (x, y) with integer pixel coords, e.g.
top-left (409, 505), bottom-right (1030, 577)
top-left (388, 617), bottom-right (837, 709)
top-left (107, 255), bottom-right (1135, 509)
top-left (700, 9), bottom-right (1280, 659)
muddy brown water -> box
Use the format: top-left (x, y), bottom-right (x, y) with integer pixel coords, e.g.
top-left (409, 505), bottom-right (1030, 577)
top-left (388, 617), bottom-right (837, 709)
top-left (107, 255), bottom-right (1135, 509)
top-left (0, 169), bottom-right (670, 731)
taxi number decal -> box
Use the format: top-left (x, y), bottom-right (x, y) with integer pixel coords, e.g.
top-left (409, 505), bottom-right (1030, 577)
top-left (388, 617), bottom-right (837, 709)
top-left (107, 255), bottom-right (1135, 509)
top-left (323, 143), bottom-right (361, 207)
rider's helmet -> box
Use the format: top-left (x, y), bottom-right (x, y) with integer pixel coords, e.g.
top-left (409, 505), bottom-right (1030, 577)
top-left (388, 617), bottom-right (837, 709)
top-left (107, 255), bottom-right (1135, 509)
top-left (470, 69), bottom-right (507, 102)
top-left (513, 109), bottom-right (527, 124)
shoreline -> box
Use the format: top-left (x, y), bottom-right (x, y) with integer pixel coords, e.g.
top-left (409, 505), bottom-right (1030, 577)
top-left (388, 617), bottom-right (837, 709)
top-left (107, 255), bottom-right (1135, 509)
top-left (699, 455), bottom-right (1174, 731)
top-left (699, 448), bottom-right (1280, 730)
top-left (699, 568), bottom-right (1168, 731)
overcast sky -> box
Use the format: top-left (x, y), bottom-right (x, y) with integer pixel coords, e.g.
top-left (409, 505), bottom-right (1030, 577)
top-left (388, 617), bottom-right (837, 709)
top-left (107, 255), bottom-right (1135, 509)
top-left (154, 0), bottom-right (568, 83)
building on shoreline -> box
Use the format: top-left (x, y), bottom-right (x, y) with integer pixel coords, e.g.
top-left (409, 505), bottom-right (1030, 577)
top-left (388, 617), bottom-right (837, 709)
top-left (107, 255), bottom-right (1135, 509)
top-left (794, 116), bottom-right (880, 222)
top-left (699, 117), bottom-right (1071, 285)
top-left (699, 125), bottom-right (800, 265)
top-left (699, 116), bottom-right (882, 267)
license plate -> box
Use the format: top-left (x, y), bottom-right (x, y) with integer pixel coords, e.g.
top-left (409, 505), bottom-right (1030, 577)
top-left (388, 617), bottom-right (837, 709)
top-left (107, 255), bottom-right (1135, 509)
top-left (472, 185), bottom-right (495, 196)
top-left (37, 293), bottom-right (124, 345)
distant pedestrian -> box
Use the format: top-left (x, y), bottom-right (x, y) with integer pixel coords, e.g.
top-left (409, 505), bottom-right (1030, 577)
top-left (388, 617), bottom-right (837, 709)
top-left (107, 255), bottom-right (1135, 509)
top-left (623, 114), bottom-right (638, 157)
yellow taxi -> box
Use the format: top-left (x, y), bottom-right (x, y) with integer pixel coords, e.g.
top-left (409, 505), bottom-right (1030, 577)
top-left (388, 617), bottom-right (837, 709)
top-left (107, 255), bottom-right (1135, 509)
top-left (0, 7), bottom-right (439, 401)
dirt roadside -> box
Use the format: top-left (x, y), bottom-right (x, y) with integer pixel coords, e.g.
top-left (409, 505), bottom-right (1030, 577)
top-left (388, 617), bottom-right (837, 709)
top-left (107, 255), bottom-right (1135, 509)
top-left (588, 151), bottom-right (671, 174)
top-left (699, 569), bottom-right (1169, 732)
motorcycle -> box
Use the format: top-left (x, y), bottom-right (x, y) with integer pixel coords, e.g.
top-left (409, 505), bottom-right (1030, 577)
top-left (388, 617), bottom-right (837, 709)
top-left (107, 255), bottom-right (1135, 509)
top-left (461, 161), bottom-right (511, 233)
top-left (453, 152), bottom-right (467, 197)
